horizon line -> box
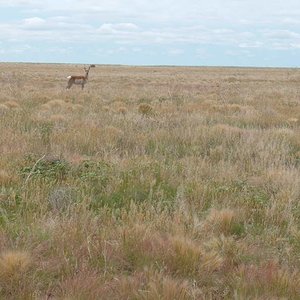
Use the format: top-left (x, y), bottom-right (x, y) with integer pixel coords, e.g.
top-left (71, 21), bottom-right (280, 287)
top-left (0, 61), bottom-right (299, 70)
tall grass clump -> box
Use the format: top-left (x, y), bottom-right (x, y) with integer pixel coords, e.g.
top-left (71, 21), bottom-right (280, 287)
top-left (138, 103), bottom-right (154, 116)
top-left (0, 251), bottom-right (32, 297)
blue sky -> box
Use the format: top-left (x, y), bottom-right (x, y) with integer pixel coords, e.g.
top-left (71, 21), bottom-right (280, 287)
top-left (1, 0), bottom-right (300, 67)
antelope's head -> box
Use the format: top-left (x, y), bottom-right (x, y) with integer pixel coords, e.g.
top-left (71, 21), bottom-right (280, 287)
top-left (84, 65), bottom-right (95, 73)
top-left (84, 65), bottom-right (95, 78)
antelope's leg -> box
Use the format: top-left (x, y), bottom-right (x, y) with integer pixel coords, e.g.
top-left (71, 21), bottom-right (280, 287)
top-left (66, 79), bottom-right (73, 89)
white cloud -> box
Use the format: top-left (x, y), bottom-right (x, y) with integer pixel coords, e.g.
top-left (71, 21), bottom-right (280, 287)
top-left (98, 23), bottom-right (138, 34)
top-left (0, 0), bottom-right (40, 6)
top-left (0, 44), bottom-right (31, 54)
top-left (21, 17), bottom-right (45, 29)
top-left (239, 42), bottom-right (264, 48)
top-left (259, 29), bottom-right (300, 50)
top-left (0, 0), bottom-right (299, 26)
top-left (1, 16), bottom-right (296, 51)
top-left (263, 29), bottom-right (300, 40)
top-left (1, 0), bottom-right (300, 65)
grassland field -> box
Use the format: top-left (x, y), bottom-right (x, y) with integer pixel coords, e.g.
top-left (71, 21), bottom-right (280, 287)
top-left (0, 63), bottom-right (300, 299)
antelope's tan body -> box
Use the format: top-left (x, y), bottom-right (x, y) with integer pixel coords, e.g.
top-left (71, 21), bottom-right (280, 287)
top-left (66, 65), bottom-right (95, 89)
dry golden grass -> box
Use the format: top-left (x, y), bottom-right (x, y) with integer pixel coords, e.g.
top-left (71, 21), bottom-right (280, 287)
top-left (0, 63), bottom-right (300, 298)
top-left (3, 100), bottom-right (20, 110)
top-left (0, 251), bottom-right (31, 279)
top-left (0, 103), bottom-right (9, 113)
top-left (0, 170), bottom-right (15, 186)
top-left (0, 250), bottom-right (31, 297)
top-left (138, 102), bottom-right (154, 116)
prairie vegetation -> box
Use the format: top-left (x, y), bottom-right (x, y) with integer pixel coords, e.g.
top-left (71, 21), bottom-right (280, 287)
top-left (0, 63), bottom-right (300, 299)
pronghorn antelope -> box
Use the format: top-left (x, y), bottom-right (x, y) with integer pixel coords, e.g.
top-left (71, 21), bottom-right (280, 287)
top-left (66, 64), bottom-right (95, 89)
